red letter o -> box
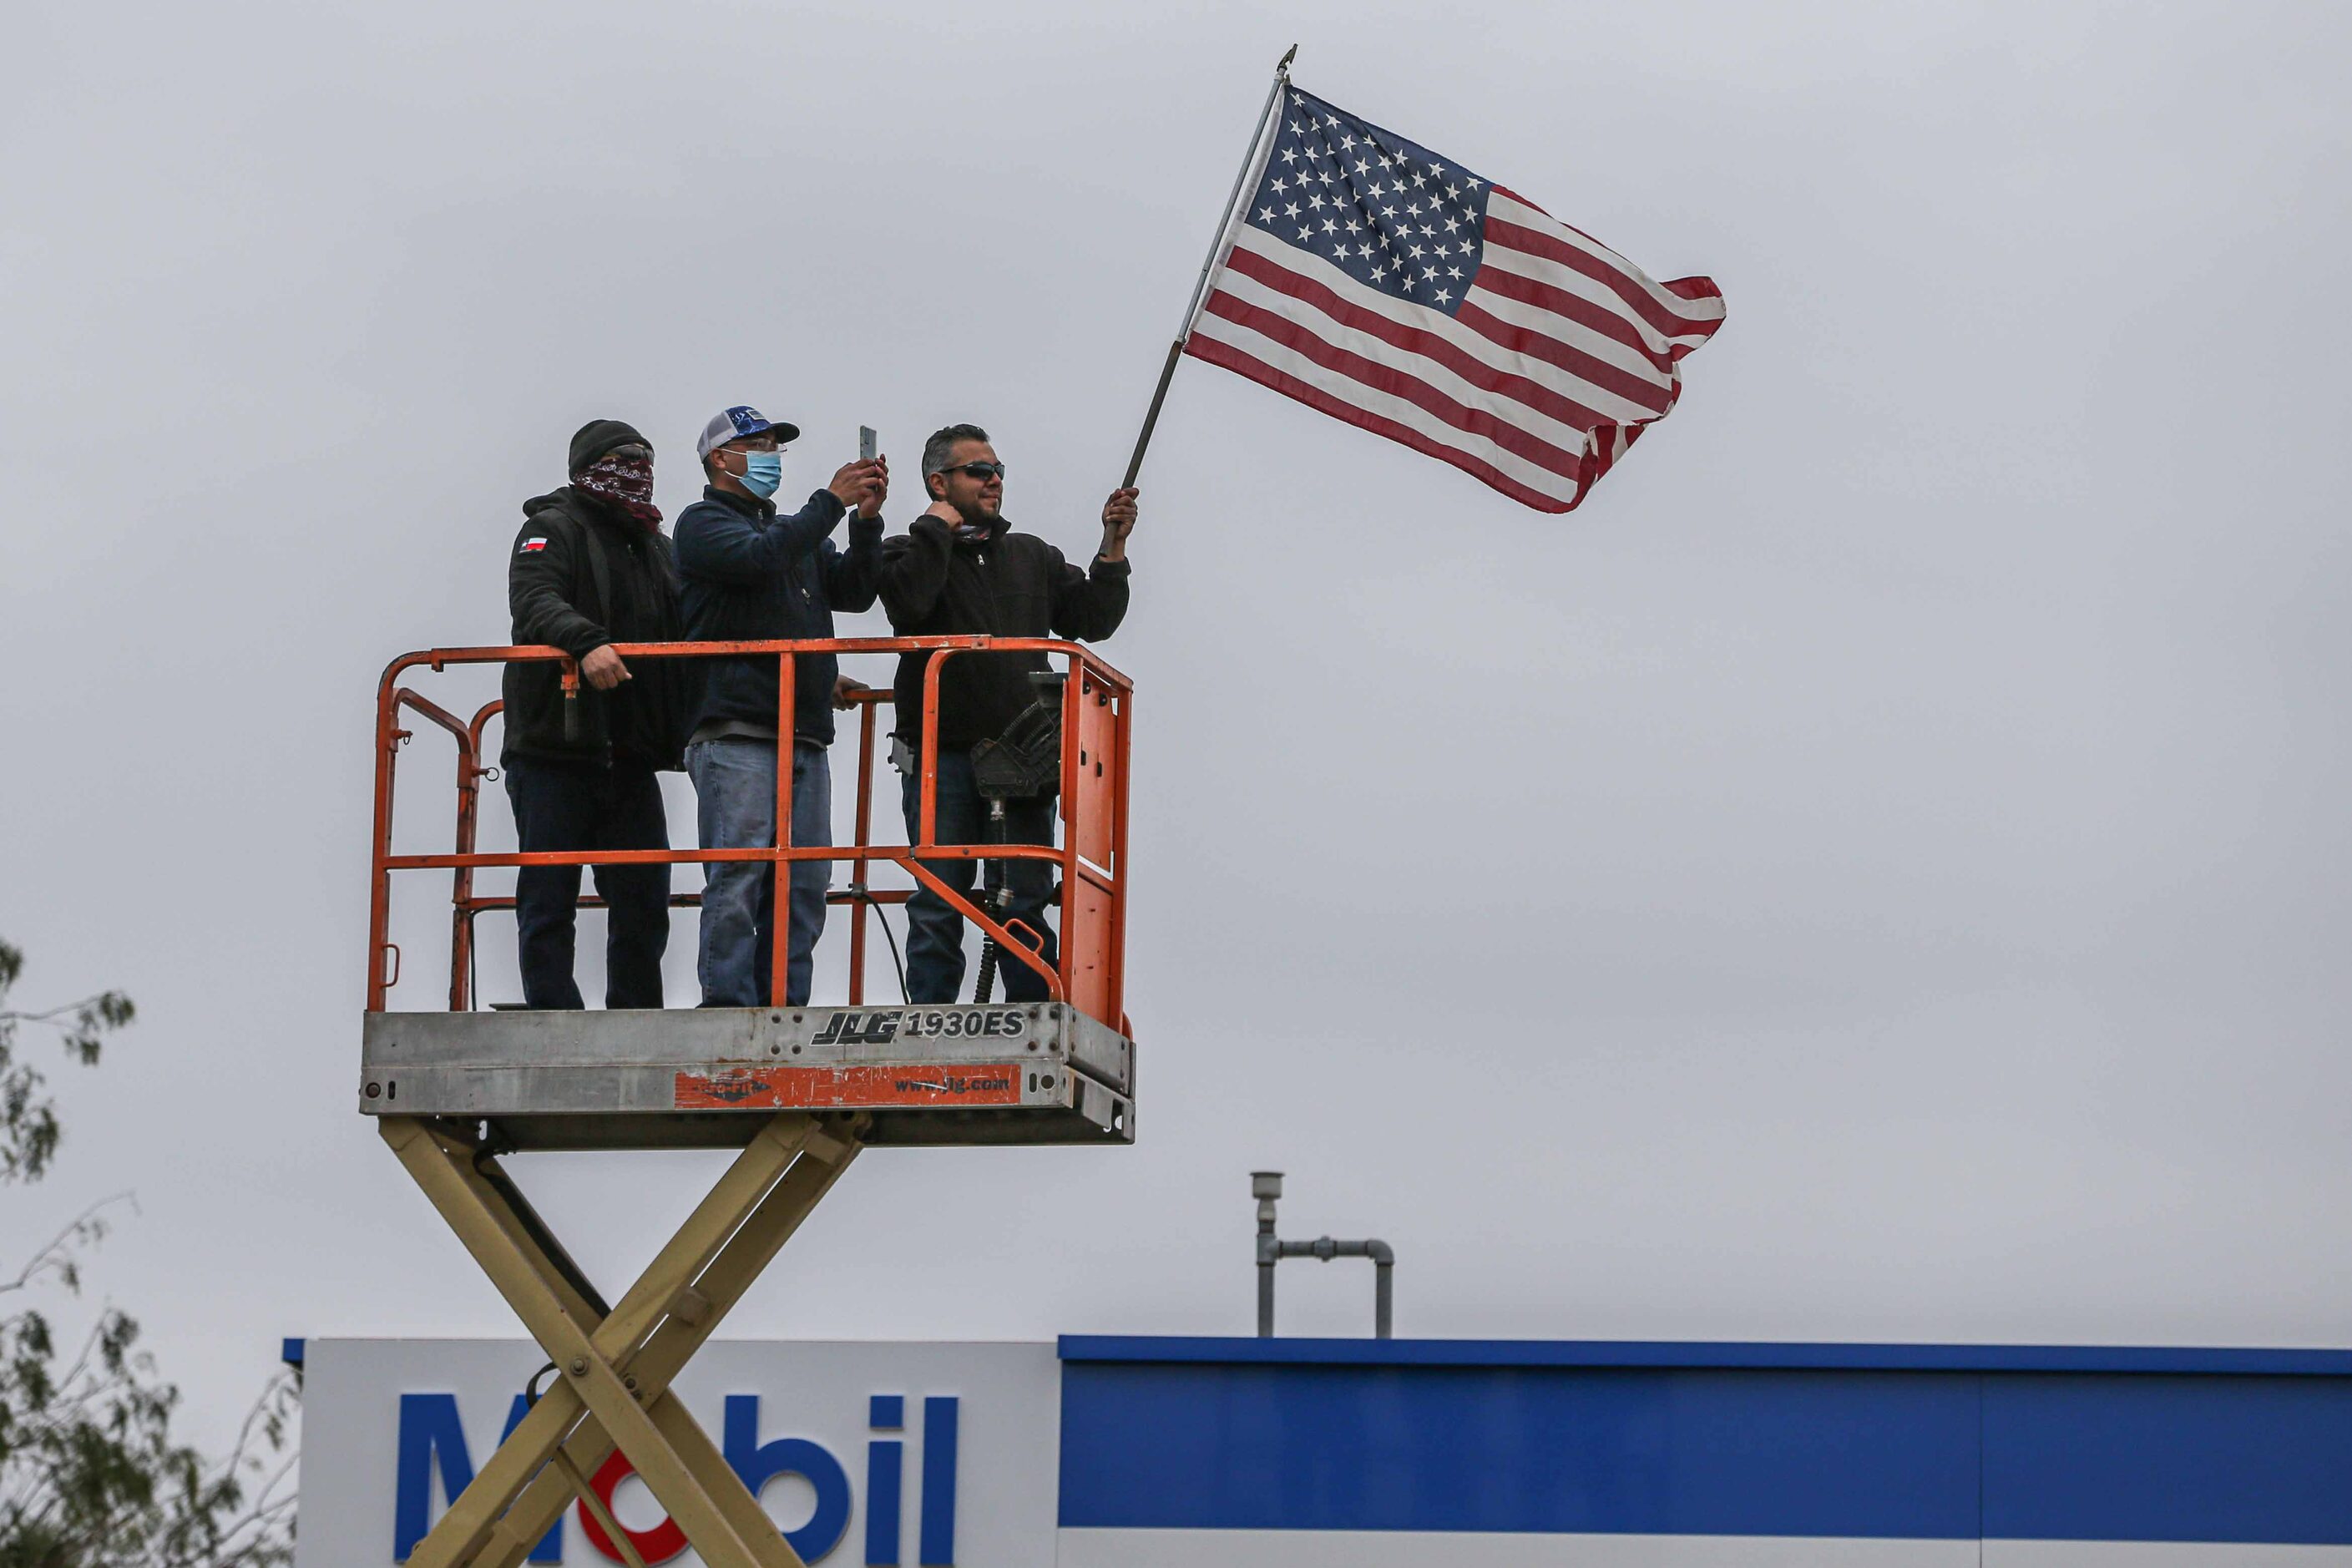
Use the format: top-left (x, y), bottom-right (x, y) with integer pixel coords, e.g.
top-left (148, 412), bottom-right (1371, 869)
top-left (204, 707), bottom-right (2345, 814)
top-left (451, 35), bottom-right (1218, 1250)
top-left (577, 1451), bottom-right (688, 1565)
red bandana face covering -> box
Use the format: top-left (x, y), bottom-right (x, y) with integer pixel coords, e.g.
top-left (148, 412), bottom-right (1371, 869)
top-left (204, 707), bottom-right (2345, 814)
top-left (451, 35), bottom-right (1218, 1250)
top-left (574, 455), bottom-right (662, 526)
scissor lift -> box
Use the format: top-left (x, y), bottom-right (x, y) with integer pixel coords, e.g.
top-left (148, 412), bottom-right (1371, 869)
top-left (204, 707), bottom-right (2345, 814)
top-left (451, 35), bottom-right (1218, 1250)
top-left (362, 637), bottom-right (1135, 1568)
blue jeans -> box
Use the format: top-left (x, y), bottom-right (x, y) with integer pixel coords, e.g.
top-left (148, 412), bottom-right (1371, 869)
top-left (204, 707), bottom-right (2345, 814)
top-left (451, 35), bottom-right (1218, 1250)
top-left (502, 757), bottom-right (670, 1010)
top-left (688, 738), bottom-right (832, 1007)
top-left (899, 750), bottom-right (1058, 1004)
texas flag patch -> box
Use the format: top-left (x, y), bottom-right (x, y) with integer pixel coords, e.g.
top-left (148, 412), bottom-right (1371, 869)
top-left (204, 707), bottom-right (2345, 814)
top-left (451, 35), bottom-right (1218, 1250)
top-left (519, 537), bottom-right (548, 553)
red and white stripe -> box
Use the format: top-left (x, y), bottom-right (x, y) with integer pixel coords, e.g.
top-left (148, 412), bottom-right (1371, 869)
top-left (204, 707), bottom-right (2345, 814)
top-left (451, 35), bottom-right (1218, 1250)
top-left (1186, 187), bottom-right (1724, 513)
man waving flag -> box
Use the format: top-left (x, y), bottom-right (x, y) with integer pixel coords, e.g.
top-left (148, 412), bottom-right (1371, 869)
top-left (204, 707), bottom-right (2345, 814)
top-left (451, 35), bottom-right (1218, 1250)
top-left (1157, 74), bottom-right (1725, 513)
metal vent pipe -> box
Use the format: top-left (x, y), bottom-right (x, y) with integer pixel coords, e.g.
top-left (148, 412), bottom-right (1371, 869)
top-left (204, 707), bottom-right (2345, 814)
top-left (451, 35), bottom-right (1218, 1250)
top-left (1252, 1171), bottom-right (1394, 1338)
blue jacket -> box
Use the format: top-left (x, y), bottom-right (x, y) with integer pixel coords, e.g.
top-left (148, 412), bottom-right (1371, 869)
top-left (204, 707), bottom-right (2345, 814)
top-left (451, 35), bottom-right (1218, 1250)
top-left (675, 485), bottom-right (883, 746)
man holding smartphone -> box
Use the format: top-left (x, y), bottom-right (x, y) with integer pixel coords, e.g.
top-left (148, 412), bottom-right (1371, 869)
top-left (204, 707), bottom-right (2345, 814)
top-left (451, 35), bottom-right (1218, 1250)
top-left (675, 406), bottom-right (886, 1007)
top-left (875, 422), bottom-right (1137, 1004)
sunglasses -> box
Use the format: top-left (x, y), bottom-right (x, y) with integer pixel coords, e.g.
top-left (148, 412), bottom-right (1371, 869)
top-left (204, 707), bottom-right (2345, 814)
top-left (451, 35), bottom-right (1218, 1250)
top-left (943, 461), bottom-right (1006, 482)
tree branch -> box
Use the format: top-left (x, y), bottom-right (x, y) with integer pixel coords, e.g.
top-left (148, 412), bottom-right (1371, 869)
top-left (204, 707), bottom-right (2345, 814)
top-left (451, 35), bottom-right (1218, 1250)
top-left (0, 1191), bottom-right (136, 1297)
top-left (0, 996), bottom-right (123, 1026)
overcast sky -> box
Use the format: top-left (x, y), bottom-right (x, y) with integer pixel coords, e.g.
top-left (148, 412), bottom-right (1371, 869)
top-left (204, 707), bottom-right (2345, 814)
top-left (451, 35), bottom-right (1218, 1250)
top-left (6, 0), bottom-right (2350, 1454)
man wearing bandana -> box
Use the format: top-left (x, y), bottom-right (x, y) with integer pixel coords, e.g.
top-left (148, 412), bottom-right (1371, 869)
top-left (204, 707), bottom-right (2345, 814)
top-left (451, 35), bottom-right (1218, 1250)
top-left (500, 418), bottom-right (687, 1010)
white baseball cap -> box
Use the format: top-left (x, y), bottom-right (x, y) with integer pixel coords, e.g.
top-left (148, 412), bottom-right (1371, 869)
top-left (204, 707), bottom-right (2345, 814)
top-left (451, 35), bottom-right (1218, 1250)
top-left (695, 405), bottom-right (802, 460)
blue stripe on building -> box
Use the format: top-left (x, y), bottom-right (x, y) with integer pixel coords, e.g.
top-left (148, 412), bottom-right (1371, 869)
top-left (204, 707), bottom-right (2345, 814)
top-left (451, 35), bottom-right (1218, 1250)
top-left (1056, 1338), bottom-right (2352, 1545)
top-left (1984, 1373), bottom-right (2352, 1545)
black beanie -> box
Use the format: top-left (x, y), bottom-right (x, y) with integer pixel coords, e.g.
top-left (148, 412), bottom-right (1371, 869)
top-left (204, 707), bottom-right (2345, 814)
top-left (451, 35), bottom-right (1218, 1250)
top-left (568, 419), bottom-right (651, 477)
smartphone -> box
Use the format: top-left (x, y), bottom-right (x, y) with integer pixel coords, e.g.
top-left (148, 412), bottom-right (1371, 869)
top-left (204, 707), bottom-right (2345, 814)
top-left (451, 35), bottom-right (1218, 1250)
top-left (858, 426), bottom-right (878, 463)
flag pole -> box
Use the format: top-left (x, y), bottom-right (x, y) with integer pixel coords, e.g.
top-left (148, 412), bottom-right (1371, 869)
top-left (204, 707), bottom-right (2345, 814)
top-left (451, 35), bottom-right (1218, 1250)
top-left (1120, 45), bottom-right (1297, 488)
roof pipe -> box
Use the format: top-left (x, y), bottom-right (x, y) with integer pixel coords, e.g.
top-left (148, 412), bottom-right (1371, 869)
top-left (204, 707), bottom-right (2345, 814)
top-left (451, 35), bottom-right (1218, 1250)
top-left (1253, 1171), bottom-right (1282, 1337)
top-left (1251, 1172), bottom-right (1394, 1338)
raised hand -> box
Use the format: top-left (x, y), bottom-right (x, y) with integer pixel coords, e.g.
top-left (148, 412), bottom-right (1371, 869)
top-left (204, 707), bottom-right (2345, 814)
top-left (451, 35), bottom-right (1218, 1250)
top-left (1100, 487), bottom-right (1139, 559)
top-left (827, 459), bottom-right (884, 511)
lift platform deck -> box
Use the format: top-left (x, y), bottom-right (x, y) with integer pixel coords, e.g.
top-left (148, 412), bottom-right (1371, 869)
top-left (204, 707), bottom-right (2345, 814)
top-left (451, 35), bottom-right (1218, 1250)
top-left (360, 1001), bottom-right (1134, 1148)
top-left (364, 636), bottom-right (1136, 1568)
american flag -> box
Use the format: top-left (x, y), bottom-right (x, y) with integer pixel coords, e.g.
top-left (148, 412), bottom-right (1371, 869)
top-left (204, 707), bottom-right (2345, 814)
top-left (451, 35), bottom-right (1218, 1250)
top-left (1185, 84), bottom-right (1726, 513)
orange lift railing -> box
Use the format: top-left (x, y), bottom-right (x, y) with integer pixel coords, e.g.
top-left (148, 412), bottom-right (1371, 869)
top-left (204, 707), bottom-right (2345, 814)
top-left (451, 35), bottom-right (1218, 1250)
top-left (367, 637), bottom-right (1133, 1030)
top-left (364, 639), bottom-right (1136, 1568)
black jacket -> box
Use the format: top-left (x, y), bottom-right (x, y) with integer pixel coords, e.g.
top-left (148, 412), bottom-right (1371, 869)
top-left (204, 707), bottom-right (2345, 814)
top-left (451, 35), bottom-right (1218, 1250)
top-left (675, 486), bottom-right (883, 747)
top-left (875, 515), bottom-right (1130, 754)
top-left (502, 487), bottom-right (686, 769)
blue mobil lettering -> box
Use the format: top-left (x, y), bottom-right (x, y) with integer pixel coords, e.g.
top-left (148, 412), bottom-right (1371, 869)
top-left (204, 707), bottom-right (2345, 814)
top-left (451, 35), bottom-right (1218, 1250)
top-left (394, 1392), bottom-right (959, 1565)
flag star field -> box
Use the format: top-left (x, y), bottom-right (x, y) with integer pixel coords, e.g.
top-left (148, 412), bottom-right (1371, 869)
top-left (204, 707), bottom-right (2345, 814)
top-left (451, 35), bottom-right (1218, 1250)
top-left (1245, 90), bottom-right (1490, 315)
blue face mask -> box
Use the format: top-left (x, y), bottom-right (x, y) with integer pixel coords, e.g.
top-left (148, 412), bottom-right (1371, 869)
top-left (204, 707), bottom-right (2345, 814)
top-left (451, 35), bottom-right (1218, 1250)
top-left (736, 451), bottom-right (782, 498)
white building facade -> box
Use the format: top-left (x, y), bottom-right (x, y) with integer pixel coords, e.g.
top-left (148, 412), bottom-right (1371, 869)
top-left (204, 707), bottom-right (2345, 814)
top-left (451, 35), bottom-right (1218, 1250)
top-left (294, 1334), bottom-right (2352, 1565)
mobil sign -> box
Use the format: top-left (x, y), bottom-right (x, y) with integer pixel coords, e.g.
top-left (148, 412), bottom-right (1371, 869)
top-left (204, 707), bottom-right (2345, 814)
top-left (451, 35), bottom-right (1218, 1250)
top-left (296, 1340), bottom-right (1059, 1568)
